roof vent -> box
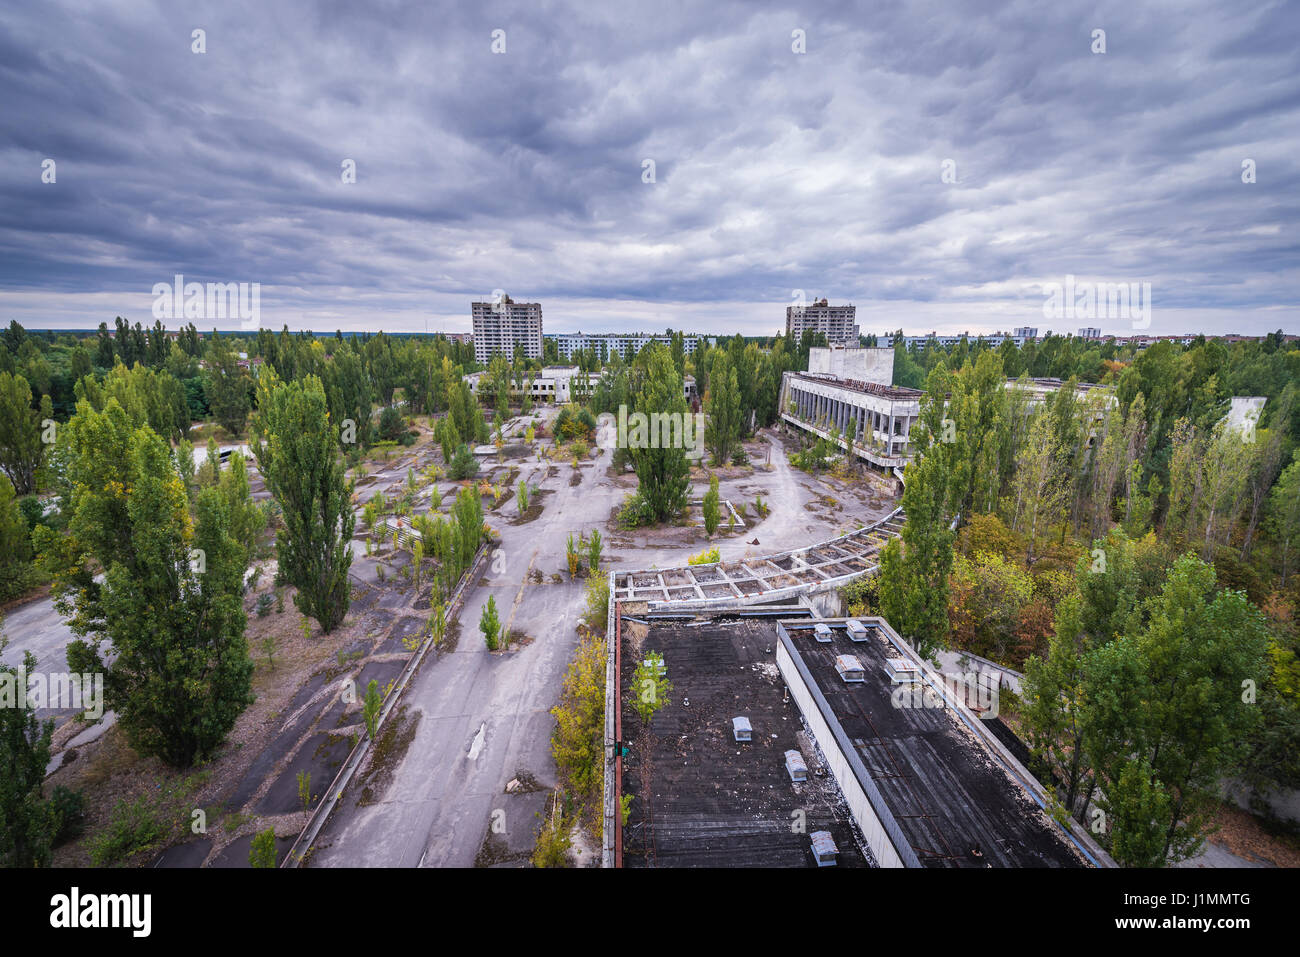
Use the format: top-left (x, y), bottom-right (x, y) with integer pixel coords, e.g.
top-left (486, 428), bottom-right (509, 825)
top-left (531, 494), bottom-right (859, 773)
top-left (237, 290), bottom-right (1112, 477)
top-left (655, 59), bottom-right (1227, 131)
top-left (642, 657), bottom-right (666, 677)
top-left (785, 749), bottom-right (808, 782)
top-left (732, 717), bottom-right (752, 742)
top-left (884, 657), bottom-right (919, 684)
top-left (810, 831), bottom-right (838, 867)
top-left (835, 655), bottom-right (865, 683)
top-left (846, 619), bottom-right (869, 641)
top-left (814, 622), bottom-right (833, 642)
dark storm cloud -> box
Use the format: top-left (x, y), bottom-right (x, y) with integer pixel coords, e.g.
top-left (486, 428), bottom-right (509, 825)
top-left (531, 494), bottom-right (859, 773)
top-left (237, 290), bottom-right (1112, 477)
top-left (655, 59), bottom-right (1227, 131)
top-left (0, 0), bottom-right (1296, 335)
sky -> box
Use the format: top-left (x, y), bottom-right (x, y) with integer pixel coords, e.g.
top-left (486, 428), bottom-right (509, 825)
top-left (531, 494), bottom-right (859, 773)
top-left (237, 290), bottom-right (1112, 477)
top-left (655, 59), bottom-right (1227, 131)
top-left (0, 0), bottom-right (1297, 339)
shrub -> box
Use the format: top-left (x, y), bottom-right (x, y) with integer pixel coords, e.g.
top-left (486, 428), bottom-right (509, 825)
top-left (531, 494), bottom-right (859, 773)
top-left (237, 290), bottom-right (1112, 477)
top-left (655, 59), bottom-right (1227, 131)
top-left (249, 828), bottom-right (277, 868)
top-left (550, 631), bottom-right (606, 809)
top-left (584, 571), bottom-right (610, 630)
top-left (480, 595), bottom-right (501, 650)
top-left (377, 405), bottom-right (405, 442)
top-left (566, 533), bottom-right (580, 577)
top-left (51, 786), bottom-right (85, 845)
top-left (363, 679), bottom-right (382, 738)
top-left (632, 652), bottom-right (672, 725)
top-left (618, 493), bottom-right (656, 529)
top-left (256, 593), bottom-right (274, 617)
top-left (531, 811), bottom-right (572, 868)
top-left (688, 547), bottom-right (720, 566)
top-left (87, 796), bottom-right (166, 866)
top-left (448, 444), bottom-right (478, 481)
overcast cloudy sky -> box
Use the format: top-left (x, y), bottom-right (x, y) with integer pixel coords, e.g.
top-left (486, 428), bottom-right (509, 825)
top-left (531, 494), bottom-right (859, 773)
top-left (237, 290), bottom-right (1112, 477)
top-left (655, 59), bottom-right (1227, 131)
top-left (0, 0), bottom-right (1296, 338)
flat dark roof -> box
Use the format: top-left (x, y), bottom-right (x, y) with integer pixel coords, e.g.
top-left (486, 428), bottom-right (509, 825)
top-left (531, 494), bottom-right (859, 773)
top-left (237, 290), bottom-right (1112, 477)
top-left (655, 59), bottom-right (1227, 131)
top-left (619, 617), bottom-right (870, 868)
top-left (780, 620), bottom-right (1087, 868)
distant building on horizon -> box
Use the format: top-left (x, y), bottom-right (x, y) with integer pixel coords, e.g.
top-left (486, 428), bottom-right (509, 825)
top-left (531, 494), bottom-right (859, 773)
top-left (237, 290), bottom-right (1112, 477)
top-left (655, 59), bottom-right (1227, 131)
top-left (881, 330), bottom-right (1034, 350)
top-left (1077, 327), bottom-right (1101, 340)
top-left (471, 296), bottom-right (542, 364)
top-left (786, 299), bottom-right (860, 344)
top-left (550, 331), bottom-right (711, 361)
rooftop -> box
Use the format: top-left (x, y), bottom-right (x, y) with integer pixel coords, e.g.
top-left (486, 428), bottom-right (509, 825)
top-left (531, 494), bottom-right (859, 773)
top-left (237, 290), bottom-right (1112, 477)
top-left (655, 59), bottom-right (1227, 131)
top-left (778, 618), bottom-right (1093, 868)
top-left (619, 615), bottom-right (872, 868)
top-left (790, 371), bottom-right (924, 399)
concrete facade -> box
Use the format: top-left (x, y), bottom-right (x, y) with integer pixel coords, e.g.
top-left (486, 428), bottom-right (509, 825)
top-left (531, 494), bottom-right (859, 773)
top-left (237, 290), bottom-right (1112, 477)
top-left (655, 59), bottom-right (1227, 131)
top-left (807, 345), bottom-right (894, 384)
top-left (779, 372), bottom-right (922, 470)
top-left (464, 365), bottom-right (595, 404)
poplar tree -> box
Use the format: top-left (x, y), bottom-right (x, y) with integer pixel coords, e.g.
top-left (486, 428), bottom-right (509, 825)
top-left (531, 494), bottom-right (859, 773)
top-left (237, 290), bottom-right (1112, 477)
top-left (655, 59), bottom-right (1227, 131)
top-left (252, 374), bottom-right (354, 633)
top-left (204, 333), bottom-right (251, 435)
top-left (627, 344), bottom-right (690, 524)
top-left (0, 371), bottom-right (45, 495)
top-left (704, 351), bottom-right (741, 466)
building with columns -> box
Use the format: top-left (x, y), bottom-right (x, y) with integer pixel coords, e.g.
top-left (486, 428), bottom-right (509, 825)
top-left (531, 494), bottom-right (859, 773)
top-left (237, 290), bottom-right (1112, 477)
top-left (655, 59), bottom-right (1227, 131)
top-left (779, 372), bottom-right (922, 472)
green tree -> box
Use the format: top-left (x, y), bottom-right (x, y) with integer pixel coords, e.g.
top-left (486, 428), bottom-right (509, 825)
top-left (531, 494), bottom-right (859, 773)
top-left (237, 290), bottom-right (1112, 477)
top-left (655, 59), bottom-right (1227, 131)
top-left (0, 645), bottom-right (57, 867)
top-left (1107, 758), bottom-right (1172, 868)
top-left (362, 679), bottom-right (382, 738)
top-left (0, 478), bottom-right (34, 602)
top-left (704, 351), bottom-right (741, 466)
top-left (204, 333), bottom-right (251, 435)
top-left (0, 371), bottom-right (45, 495)
top-left (1268, 453), bottom-right (1300, 586)
top-left (1083, 555), bottom-right (1269, 864)
top-left (217, 450), bottom-right (266, 569)
top-left (480, 595), bottom-right (501, 650)
top-left (37, 400), bottom-right (254, 767)
top-left (587, 528), bottom-right (603, 573)
top-left (252, 375), bottom-right (354, 634)
top-left (488, 353), bottom-right (512, 418)
top-left (879, 364), bottom-right (955, 657)
top-left (627, 344), bottom-right (690, 523)
top-left (702, 473), bottom-right (720, 536)
top-left (1021, 594), bottom-right (1094, 821)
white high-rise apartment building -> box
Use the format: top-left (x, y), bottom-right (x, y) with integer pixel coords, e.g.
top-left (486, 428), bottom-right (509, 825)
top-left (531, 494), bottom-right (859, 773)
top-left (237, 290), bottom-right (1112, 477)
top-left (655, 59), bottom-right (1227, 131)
top-left (471, 296), bottom-right (543, 364)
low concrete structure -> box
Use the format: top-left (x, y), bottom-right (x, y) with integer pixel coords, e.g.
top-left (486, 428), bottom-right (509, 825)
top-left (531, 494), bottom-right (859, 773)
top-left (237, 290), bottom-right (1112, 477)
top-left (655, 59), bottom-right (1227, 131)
top-left (612, 508), bottom-right (905, 610)
top-left (464, 365), bottom-right (596, 404)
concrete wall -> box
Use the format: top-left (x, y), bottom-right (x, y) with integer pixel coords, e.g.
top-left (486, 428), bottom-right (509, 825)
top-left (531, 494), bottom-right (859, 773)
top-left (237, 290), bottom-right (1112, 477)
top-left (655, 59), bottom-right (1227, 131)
top-left (808, 346), bottom-right (894, 385)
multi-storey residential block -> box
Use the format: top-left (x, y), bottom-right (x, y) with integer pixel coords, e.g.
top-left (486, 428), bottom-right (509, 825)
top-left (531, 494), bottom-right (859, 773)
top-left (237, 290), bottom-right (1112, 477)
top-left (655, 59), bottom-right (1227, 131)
top-left (549, 332), bottom-right (711, 361)
top-left (471, 296), bottom-right (542, 364)
top-left (785, 299), bottom-right (860, 344)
